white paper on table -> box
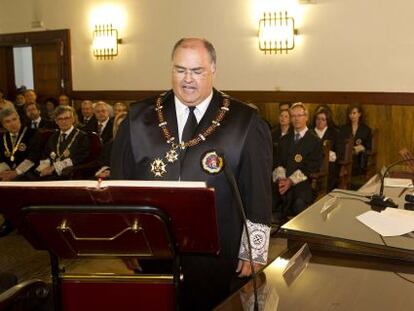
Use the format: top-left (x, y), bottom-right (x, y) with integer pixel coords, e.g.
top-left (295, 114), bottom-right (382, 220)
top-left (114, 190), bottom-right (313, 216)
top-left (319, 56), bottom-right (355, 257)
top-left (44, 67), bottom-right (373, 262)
top-left (384, 177), bottom-right (414, 188)
top-left (356, 209), bottom-right (414, 237)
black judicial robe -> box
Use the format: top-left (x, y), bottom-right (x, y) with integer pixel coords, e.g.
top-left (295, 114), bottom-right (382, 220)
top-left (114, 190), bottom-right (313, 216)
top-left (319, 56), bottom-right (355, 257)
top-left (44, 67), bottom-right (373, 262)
top-left (0, 127), bottom-right (41, 169)
top-left (42, 128), bottom-right (90, 166)
top-left (111, 89), bottom-right (272, 261)
top-left (275, 130), bottom-right (323, 214)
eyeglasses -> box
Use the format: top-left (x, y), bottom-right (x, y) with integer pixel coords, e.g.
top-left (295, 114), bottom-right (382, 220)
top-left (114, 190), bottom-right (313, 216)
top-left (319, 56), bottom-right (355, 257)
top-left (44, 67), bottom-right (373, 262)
top-left (56, 116), bottom-right (73, 122)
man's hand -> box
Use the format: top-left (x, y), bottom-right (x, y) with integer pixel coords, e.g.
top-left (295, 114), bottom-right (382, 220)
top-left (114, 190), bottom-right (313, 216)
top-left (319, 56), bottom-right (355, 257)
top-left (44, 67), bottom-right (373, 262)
top-left (39, 166), bottom-right (55, 177)
top-left (278, 178), bottom-right (293, 195)
top-left (236, 259), bottom-right (263, 277)
top-left (0, 170), bottom-right (18, 181)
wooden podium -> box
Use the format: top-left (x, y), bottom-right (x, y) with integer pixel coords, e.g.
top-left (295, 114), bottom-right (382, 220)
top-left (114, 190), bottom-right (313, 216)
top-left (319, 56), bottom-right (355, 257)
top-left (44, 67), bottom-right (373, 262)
top-left (0, 180), bottom-right (219, 311)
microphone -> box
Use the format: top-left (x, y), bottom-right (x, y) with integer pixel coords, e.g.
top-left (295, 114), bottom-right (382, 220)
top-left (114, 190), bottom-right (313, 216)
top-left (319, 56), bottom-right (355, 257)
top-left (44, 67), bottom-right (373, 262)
top-left (218, 152), bottom-right (259, 311)
top-left (368, 157), bottom-right (414, 209)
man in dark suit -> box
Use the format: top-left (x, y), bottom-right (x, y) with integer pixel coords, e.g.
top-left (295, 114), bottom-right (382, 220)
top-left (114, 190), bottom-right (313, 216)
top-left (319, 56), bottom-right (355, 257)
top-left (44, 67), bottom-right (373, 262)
top-left (78, 100), bottom-right (97, 132)
top-left (25, 102), bottom-right (55, 130)
top-left (111, 38), bottom-right (272, 310)
top-left (35, 106), bottom-right (89, 178)
top-left (0, 108), bottom-right (41, 236)
top-left (273, 102), bottom-right (323, 221)
top-left (93, 101), bottom-right (113, 144)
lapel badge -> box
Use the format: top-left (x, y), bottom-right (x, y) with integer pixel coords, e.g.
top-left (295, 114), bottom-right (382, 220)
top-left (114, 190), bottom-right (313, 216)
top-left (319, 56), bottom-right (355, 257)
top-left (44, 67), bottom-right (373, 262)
top-left (165, 149), bottom-right (179, 163)
top-left (150, 158), bottom-right (167, 177)
top-left (294, 154), bottom-right (303, 163)
top-left (323, 139), bottom-right (329, 147)
top-left (18, 143), bottom-right (27, 152)
top-left (4, 150), bottom-right (10, 158)
top-left (355, 138), bottom-right (362, 145)
top-left (50, 152), bottom-right (56, 160)
top-left (201, 150), bottom-right (224, 174)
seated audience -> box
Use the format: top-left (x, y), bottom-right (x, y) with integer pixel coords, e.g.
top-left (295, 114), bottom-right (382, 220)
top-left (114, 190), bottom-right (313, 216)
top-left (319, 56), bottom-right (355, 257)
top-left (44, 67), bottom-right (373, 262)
top-left (35, 106), bottom-right (89, 179)
top-left (78, 100), bottom-right (97, 130)
top-left (25, 102), bottom-right (55, 130)
top-left (273, 103), bottom-right (323, 223)
top-left (311, 106), bottom-right (340, 190)
top-left (113, 102), bottom-right (129, 117)
top-left (0, 89), bottom-right (14, 111)
top-left (339, 103), bottom-right (372, 175)
top-left (58, 94), bottom-right (71, 106)
top-left (44, 97), bottom-right (58, 121)
top-left (271, 108), bottom-right (291, 164)
top-left (24, 89), bottom-right (37, 105)
top-left (92, 101), bottom-right (114, 144)
top-left (95, 111), bottom-right (128, 178)
top-left (0, 108), bottom-right (41, 181)
top-left (14, 91), bottom-right (27, 121)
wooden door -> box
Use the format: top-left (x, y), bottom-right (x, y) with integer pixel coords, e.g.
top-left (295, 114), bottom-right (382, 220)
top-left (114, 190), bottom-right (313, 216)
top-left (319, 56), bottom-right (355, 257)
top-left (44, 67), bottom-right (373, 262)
top-left (0, 46), bottom-right (15, 99)
top-left (32, 43), bottom-right (63, 100)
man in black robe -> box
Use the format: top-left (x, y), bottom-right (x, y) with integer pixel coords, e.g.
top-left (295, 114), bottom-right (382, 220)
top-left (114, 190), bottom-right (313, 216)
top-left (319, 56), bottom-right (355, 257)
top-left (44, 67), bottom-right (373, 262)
top-left (111, 38), bottom-right (272, 310)
top-left (273, 102), bottom-right (323, 222)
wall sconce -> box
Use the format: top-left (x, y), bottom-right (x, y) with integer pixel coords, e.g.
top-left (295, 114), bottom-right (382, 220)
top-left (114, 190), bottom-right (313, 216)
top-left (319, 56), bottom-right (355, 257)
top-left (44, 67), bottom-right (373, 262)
top-left (258, 12), bottom-right (298, 54)
top-left (92, 24), bottom-right (122, 60)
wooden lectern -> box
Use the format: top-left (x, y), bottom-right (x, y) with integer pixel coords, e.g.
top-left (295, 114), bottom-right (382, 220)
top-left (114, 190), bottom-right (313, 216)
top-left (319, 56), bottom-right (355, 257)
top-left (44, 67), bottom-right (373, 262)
top-left (0, 180), bottom-right (219, 311)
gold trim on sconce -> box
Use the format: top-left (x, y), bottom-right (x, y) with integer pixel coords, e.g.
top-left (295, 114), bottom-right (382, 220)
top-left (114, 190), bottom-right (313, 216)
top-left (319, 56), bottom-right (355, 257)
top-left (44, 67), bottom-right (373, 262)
top-left (92, 24), bottom-right (122, 60)
top-left (258, 12), bottom-right (298, 54)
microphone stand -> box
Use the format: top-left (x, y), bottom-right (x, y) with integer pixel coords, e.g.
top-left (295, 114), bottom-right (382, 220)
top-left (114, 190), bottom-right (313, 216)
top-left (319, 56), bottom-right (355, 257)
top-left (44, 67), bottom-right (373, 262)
top-left (368, 157), bottom-right (414, 208)
top-left (222, 160), bottom-right (259, 311)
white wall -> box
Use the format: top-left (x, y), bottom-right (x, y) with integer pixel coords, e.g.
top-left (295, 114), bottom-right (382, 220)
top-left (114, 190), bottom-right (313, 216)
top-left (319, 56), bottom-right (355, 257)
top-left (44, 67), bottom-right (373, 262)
top-left (1, 0), bottom-right (414, 92)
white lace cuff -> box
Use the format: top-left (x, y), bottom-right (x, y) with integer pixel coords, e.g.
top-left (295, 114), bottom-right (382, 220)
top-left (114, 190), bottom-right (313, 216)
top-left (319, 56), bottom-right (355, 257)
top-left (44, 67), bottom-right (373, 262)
top-left (329, 150), bottom-right (337, 162)
top-left (288, 169), bottom-right (308, 185)
top-left (272, 166), bottom-right (286, 182)
top-left (0, 162), bottom-right (11, 173)
top-left (238, 219), bottom-right (271, 265)
top-left (53, 158), bottom-right (73, 176)
top-left (16, 159), bottom-right (34, 175)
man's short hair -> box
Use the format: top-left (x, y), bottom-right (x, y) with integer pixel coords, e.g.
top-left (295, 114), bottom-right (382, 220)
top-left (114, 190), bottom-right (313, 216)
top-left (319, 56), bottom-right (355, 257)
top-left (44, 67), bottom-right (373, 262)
top-left (53, 105), bottom-right (75, 119)
top-left (171, 38), bottom-right (217, 65)
top-left (25, 101), bottom-right (41, 112)
top-left (290, 102), bottom-right (309, 116)
top-left (0, 108), bottom-right (18, 124)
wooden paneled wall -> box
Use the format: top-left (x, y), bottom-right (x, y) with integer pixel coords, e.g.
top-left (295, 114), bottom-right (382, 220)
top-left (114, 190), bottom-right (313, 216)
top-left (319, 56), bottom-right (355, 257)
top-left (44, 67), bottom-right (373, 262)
top-left (256, 102), bottom-right (414, 170)
top-left (69, 90), bottom-right (414, 171)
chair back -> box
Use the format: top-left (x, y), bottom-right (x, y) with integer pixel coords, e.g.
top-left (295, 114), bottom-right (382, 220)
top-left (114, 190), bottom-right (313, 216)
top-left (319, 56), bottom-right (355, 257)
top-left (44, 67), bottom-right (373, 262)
top-left (311, 140), bottom-right (331, 200)
top-left (338, 138), bottom-right (354, 189)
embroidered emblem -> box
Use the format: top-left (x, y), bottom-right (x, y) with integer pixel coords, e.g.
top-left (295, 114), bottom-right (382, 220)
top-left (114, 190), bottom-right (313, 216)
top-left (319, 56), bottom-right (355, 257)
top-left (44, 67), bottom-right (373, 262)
top-left (201, 151), bottom-right (224, 174)
top-left (250, 229), bottom-right (267, 250)
top-left (50, 152), bottom-right (57, 160)
top-left (150, 158), bottom-right (167, 177)
top-left (18, 143), bottom-right (26, 152)
top-left (323, 139), bottom-right (329, 147)
top-left (294, 154), bottom-right (303, 163)
top-left (165, 149), bottom-right (179, 163)
top-left (355, 138), bottom-right (362, 145)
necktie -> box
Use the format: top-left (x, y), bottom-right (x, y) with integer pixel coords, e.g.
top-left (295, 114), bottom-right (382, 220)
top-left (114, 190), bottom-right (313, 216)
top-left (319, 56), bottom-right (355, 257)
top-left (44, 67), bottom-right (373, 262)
top-left (294, 133), bottom-right (301, 143)
top-left (97, 123), bottom-right (103, 136)
top-left (60, 133), bottom-right (67, 143)
top-left (10, 134), bottom-right (17, 147)
top-left (181, 106), bottom-right (198, 143)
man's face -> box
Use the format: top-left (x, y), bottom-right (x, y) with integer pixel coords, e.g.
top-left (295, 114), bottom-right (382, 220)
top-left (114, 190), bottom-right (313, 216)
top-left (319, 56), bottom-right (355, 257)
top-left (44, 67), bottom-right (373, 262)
top-left (59, 95), bottom-right (70, 106)
top-left (171, 42), bottom-right (215, 107)
top-left (16, 94), bottom-right (25, 105)
top-left (95, 105), bottom-right (109, 122)
top-left (81, 103), bottom-right (94, 118)
top-left (55, 111), bottom-right (74, 132)
top-left (290, 107), bottom-right (308, 131)
top-left (2, 113), bottom-right (21, 134)
top-left (26, 104), bottom-right (41, 120)
top-left (24, 91), bottom-right (36, 104)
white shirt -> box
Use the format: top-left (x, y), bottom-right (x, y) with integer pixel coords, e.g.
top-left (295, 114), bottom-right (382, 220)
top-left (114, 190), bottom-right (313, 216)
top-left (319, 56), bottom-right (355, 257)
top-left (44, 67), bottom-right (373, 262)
top-left (175, 92), bottom-right (213, 142)
top-left (61, 126), bottom-right (75, 137)
top-left (294, 127), bottom-right (308, 139)
top-left (314, 126), bottom-right (327, 139)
